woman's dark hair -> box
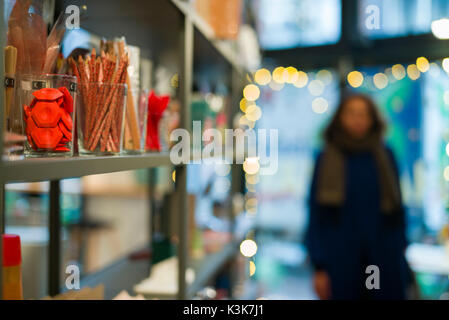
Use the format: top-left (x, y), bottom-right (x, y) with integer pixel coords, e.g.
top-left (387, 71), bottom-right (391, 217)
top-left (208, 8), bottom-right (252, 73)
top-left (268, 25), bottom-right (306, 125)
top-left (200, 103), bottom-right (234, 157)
top-left (324, 93), bottom-right (386, 141)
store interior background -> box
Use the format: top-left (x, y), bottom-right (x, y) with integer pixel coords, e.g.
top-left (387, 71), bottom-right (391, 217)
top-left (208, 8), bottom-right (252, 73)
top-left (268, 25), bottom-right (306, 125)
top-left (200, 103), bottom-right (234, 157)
top-left (4, 0), bottom-right (449, 300)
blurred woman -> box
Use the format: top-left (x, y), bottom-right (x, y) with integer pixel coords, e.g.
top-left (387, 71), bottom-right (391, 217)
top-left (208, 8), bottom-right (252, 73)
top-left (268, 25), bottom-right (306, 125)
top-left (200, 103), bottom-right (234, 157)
top-left (305, 94), bottom-right (409, 300)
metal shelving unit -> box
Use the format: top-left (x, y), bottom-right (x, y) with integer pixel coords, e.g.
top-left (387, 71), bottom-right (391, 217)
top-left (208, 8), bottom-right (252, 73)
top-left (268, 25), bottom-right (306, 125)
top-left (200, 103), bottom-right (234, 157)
top-left (0, 0), bottom-right (247, 300)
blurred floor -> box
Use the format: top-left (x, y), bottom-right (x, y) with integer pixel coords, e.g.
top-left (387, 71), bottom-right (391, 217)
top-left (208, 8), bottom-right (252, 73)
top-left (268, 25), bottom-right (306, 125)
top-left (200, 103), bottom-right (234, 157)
top-left (240, 233), bottom-right (317, 300)
top-left (255, 269), bottom-right (316, 300)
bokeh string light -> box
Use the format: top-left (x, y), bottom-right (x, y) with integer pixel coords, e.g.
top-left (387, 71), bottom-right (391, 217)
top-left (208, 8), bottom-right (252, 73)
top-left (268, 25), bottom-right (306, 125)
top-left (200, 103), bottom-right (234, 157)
top-left (249, 56), bottom-right (448, 102)
top-left (238, 56), bottom-right (449, 267)
top-left (240, 55), bottom-right (449, 224)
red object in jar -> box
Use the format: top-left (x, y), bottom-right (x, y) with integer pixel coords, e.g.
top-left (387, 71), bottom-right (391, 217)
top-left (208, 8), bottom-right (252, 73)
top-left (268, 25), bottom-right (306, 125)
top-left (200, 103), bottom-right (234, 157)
top-left (58, 86), bottom-right (74, 113)
top-left (23, 88), bottom-right (74, 152)
top-left (32, 102), bottom-right (62, 128)
top-left (31, 127), bottom-right (63, 149)
top-left (146, 91), bottom-right (170, 152)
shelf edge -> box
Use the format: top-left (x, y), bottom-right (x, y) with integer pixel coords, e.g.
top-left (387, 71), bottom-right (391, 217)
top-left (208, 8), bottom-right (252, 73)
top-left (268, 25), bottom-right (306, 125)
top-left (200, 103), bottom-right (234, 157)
top-left (1, 154), bottom-right (172, 183)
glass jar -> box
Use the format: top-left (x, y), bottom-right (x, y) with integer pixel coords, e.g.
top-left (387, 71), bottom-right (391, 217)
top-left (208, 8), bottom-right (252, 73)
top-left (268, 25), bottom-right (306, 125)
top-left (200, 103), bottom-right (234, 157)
top-left (3, 73), bottom-right (26, 160)
top-left (16, 74), bottom-right (77, 158)
top-left (77, 82), bottom-right (127, 155)
top-left (123, 89), bottom-right (148, 154)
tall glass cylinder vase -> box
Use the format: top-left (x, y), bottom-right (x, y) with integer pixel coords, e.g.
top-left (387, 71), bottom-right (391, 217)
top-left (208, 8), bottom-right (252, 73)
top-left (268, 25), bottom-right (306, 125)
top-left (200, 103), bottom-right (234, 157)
top-left (77, 82), bottom-right (127, 156)
top-left (123, 89), bottom-right (148, 154)
top-left (3, 73), bottom-right (25, 160)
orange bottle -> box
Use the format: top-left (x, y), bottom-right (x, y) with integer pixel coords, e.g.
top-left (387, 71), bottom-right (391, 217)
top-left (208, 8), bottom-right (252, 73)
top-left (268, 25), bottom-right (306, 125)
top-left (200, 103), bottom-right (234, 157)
top-left (209, 0), bottom-right (242, 39)
top-left (2, 235), bottom-right (23, 300)
top-left (196, 0), bottom-right (242, 39)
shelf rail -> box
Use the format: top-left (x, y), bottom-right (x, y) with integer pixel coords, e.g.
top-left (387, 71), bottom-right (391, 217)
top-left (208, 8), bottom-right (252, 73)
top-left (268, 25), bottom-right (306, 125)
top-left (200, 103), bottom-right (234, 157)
top-left (176, 10), bottom-right (194, 300)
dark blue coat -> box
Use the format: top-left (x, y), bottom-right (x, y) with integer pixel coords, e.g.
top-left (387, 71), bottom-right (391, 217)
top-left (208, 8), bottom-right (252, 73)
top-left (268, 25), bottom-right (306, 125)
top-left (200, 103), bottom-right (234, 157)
top-left (305, 148), bottom-right (410, 299)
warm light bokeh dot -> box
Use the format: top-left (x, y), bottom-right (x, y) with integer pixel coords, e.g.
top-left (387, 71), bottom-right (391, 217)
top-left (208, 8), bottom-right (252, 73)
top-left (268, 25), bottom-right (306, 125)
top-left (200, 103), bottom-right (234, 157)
top-left (245, 105), bottom-right (262, 122)
top-left (269, 80), bottom-right (285, 91)
top-left (285, 66), bottom-right (298, 83)
top-left (240, 240), bottom-right (258, 258)
top-left (243, 157), bottom-right (260, 175)
top-left (245, 173), bottom-right (260, 185)
top-left (373, 73), bottom-right (389, 89)
top-left (293, 71), bottom-right (309, 88)
top-left (308, 80), bottom-right (325, 96)
top-left (240, 98), bottom-right (254, 112)
top-left (347, 71), bottom-right (364, 88)
top-left (249, 261), bottom-right (256, 277)
top-left (407, 64), bottom-right (420, 80)
top-left (239, 115), bottom-right (255, 129)
top-left (444, 166), bottom-right (449, 181)
top-left (246, 183), bottom-right (256, 193)
top-left (392, 64), bottom-right (406, 80)
top-left (254, 68), bottom-right (272, 86)
top-left (272, 67), bottom-right (287, 84)
top-left (247, 206), bottom-right (257, 215)
top-left (246, 198), bottom-right (258, 208)
top-left (312, 97), bottom-right (329, 114)
top-left (429, 63), bottom-right (441, 77)
top-left (443, 58), bottom-right (449, 73)
top-left (243, 84), bottom-right (261, 101)
top-left (316, 69), bottom-right (333, 85)
top-left (416, 57), bottom-right (430, 73)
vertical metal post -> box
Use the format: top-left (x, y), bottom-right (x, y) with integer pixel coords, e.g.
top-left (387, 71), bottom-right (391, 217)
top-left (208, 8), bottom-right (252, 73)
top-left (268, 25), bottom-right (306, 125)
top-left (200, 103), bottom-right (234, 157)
top-left (229, 68), bottom-right (244, 238)
top-left (0, 185), bottom-right (4, 234)
top-left (0, 0), bottom-right (7, 300)
top-left (341, 0), bottom-right (361, 47)
top-left (178, 14), bottom-right (194, 300)
top-left (49, 180), bottom-right (61, 296)
top-left (228, 69), bottom-right (243, 298)
top-left (176, 165), bottom-right (188, 300)
top-left (339, 0), bottom-right (360, 88)
top-left (0, 0), bottom-right (5, 160)
top-left (148, 168), bottom-right (156, 250)
top-left (0, 185), bottom-right (4, 300)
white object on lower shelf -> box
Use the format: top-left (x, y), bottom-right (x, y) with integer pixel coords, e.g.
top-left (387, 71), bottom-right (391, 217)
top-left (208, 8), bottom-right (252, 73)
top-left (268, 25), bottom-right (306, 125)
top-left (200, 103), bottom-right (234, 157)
top-left (406, 243), bottom-right (449, 276)
top-left (133, 257), bottom-right (195, 299)
top-left (113, 290), bottom-right (145, 300)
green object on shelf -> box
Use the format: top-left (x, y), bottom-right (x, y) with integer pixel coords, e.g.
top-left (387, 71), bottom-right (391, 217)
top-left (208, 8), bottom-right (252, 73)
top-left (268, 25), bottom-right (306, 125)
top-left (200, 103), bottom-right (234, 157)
top-left (61, 194), bottom-right (82, 225)
top-left (151, 235), bottom-right (175, 265)
top-left (415, 273), bottom-right (449, 300)
top-left (192, 228), bottom-right (204, 257)
top-left (191, 100), bottom-right (212, 127)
